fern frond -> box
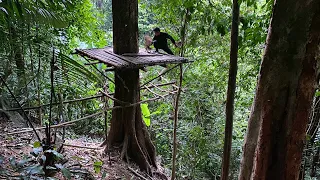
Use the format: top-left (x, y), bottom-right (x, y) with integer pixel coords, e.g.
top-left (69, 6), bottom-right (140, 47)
top-left (57, 52), bottom-right (103, 84)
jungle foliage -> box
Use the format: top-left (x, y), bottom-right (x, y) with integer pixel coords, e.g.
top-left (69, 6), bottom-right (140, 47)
top-left (1, 0), bottom-right (319, 179)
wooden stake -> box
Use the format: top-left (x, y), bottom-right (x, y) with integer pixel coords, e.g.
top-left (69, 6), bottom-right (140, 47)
top-left (171, 64), bottom-right (183, 180)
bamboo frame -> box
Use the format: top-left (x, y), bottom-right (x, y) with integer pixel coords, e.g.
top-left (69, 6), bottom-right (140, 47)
top-left (7, 111), bottom-right (104, 135)
top-left (6, 89), bottom-right (178, 136)
top-left (6, 94), bottom-right (105, 111)
top-left (140, 64), bottom-right (180, 87)
top-left (6, 82), bottom-right (176, 112)
top-left (83, 56), bottom-right (115, 84)
top-left (99, 90), bottom-right (129, 105)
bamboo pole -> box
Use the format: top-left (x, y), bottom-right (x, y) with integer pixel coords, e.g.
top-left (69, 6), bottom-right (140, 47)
top-left (7, 90), bottom-right (178, 136)
top-left (6, 82), bottom-right (176, 112)
top-left (7, 111), bottom-right (104, 135)
top-left (6, 94), bottom-right (105, 111)
top-left (140, 64), bottom-right (180, 87)
top-left (99, 90), bottom-right (129, 105)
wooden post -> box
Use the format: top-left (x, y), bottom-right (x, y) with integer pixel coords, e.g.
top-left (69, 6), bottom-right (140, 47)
top-left (171, 64), bottom-right (183, 180)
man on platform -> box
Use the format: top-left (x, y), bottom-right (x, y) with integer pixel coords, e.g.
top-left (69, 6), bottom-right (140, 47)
top-left (152, 27), bottom-right (178, 55)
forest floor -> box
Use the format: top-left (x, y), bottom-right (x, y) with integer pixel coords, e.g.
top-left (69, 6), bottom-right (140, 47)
top-left (0, 117), bottom-right (169, 180)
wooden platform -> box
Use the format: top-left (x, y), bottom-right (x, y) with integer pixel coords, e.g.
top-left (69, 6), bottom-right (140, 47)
top-left (75, 47), bottom-right (189, 69)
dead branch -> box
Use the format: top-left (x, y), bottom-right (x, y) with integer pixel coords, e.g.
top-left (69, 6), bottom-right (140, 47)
top-left (149, 82), bottom-right (171, 93)
top-left (149, 82), bottom-right (177, 95)
top-left (7, 122), bottom-right (76, 135)
top-left (128, 166), bottom-right (149, 180)
top-left (7, 90), bottom-right (177, 136)
top-left (0, 76), bottom-right (41, 142)
top-left (62, 143), bottom-right (103, 150)
top-left (171, 64), bottom-right (183, 180)
top-left (142, 81), bottom-right (176, 89)
top-left (6, 82), bottom-right (176, 112)
top-left (105, 67), bottom-right (116, 72)
top-left (6, 94), bottom-right (105, 111)
top-left (5, 143), bottom-right (24, 148)
top-left (99, 90), bottom-right (129, 105)
top-left (140, 64), bottom-right (181, 87)
top-left (143, 85), bottom-right (164, 98)
top-left (130, 90), bottom-right (178, 107)
top-left (6, 111), bottom-right (104, 135)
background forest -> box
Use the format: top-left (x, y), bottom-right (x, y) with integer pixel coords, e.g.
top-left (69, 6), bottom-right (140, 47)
top-left (1, 0), bottom-right (318, 179)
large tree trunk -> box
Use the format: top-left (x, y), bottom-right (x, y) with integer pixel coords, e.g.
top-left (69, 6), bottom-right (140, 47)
top-left (239, 0), bottom-right (320, 179)
top-left (107, 0), bottom-right (156, 173)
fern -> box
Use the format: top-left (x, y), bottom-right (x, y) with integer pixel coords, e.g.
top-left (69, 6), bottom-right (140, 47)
top-left (57, 52), bottom-right (103, 85)
top-left (0, 0), bottom-right (75, 28)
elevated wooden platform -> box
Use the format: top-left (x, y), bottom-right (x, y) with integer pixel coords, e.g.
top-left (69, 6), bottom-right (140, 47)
top-left (75, 47), bottom-right (189, 69)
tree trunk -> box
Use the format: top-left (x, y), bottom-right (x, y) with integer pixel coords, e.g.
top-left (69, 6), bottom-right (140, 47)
top-left (107, 0), bottom-right (156, 173)
top-left (239, 1), bottom-right (320, 179)
top-left (221, 0), bottom-right (239, 179)
top-left (179, 8), bottom-right (190, 57)
top-left (11, 26), bottom-right (26, 86)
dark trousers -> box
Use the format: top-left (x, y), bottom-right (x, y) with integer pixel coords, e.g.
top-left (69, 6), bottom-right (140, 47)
top-left (156, 46), bottom-right (174, 55)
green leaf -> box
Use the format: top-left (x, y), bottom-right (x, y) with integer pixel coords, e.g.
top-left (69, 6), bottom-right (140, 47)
top-left (55, 163), bottom-right (71, 179)
top-left (93, 161), bottom-right (103, 173)
top-left (141, 103), bottom-right (151, 126)
top-left (24, 164), bottom-right (45, 175)
top-left (94, 161), bottom-right (103, 166)
top-left (55, 163), bottom-right (64, 169)
top-left (306, 134), bottom-right (311, 141)
top-left (32, 147), bottom-right (43, 155)
top-left (315, 91), bottom-right (320, 97)
top-left (59, 52), bottom-right (102, 83)
top-left (61, 168), bottom-right (72, 179)
top-left (102, 171), bottom-right (108, 178)
top-left (33, 141), bottom-right (41, 148)
top-left (46, 150), bottom-right (64, 159)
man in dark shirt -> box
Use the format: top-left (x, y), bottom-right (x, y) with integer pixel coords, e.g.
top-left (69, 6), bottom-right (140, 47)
top-left (152, 27), bottom-right (177, 55)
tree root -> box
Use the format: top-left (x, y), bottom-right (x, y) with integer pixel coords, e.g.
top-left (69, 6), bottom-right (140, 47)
top-left (121, 133), bottom-right (129, 162)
